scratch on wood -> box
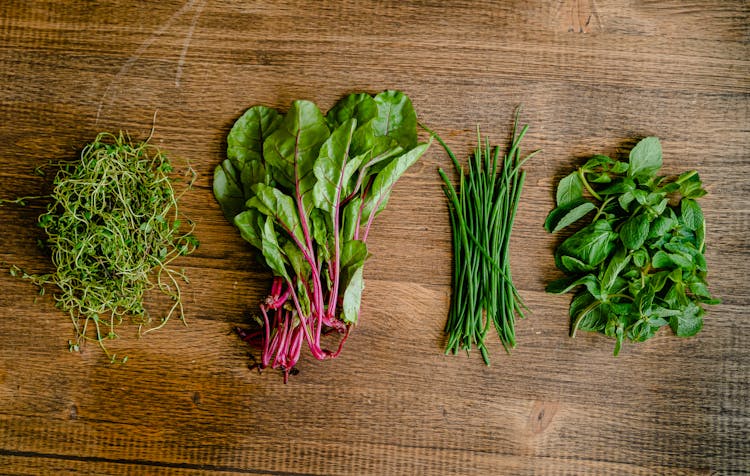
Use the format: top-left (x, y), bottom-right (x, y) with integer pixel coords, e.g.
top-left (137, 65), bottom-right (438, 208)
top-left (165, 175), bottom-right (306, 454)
top-left (95, 0), bottom-right (198, 123)
top-left (175, 0), bottom-right (206, 88)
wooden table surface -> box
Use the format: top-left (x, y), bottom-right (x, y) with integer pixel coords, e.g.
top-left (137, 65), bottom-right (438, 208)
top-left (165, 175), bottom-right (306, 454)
top-left (1, 1), bottom-right (748, 474)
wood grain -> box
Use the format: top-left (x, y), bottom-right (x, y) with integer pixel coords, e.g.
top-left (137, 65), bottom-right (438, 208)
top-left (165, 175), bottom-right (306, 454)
top-left (1, 1), bottom-right (748, 474)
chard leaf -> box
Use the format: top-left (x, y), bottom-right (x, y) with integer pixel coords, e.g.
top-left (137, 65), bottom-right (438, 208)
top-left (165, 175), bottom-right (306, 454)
top-left (544, 199), bottom-right (596, 233)
top-left (371, 90), bottom-right (418, 150)
top-left (247, 183), bottom-right (304, 245)
top-left (263, 100), bottom-right (330, 202)
top-left (341, 197), bottom-right (362, 242)
top-left (680, 198), bottom-right (704, 231)
top-left (213, 159), bottom-right (246, 221)
top-left (628, 137), bottom-right (662, 179)
top-left (341, 239), bottom-right (368, 272)
top-left (342, 266), bottom-right (364, 324)
top-left (310, 208), bottom-right (331, 262)
top-left (620, 213), bottom-right (650, 250)
top-left (215, 106), bottom-right (282, 220)
top-left (360, 142), bottom-right (431, 222)
top-left (227, 105), bottom-right (282, 169)
top-left (326, 93), bottom-right (377, 130)
top-left (312, 118), bottom-right (357, 215)
top-left (233, 208), bottom-right (264, 251)
top-left (261, 217), bottom-right (290, 281)
top-left (556, 172), bottom-right (584, 207)
top-left (340, 240), bottom-right (369, 324)
top-left (282, 238), bottom-right (310, 279)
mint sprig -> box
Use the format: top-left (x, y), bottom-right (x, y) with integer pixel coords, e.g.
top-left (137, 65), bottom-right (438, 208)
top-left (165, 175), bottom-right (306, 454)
top-left (545, 137), bottom-right (719, 355)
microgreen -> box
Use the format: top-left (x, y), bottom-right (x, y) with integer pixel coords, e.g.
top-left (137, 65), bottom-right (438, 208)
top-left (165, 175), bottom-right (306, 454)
top-left (8, 131), bottom-right (198, 362)
top-left (545, 137), bottom-right (719, 354)
top-left (214, 91), bottom-right (430, 381)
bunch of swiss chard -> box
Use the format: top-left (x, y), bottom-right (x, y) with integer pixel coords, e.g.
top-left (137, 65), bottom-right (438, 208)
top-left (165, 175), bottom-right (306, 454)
top-left (214, 91), bottom-right (430, 381)
top-left (545, 137), bottom-right (719, 355)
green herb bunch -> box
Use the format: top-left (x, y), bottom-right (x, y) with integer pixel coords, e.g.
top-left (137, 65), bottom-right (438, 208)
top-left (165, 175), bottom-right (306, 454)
top-left (429, 112), bottom-right (538, 364)
top-left (545, 137), bottom-right (719, 355)
top-left (25, 131), bottom-right (198, 362)
top-left (214, 91), bottom-right (430, 380)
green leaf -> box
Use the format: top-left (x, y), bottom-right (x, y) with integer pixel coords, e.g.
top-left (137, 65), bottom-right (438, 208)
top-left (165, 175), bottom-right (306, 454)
top-left (544, 200), bottom-right (596, 233)
top-left (570, 293), bottom-right (607, 333)
top-left (559, 255), bottom-right (596, 273)
top-left (233, 208), bottom-right (264, 251)
top-left (342, 266), bottom-right (364, 324)
top-left (215, 106), bottom-right (282, 220)
top-left (651, 250), bottom-right (674, 269)
top-left (282, 238), bottom-right (310, 279)
top-left (582, 154), bottom-right (615, 172)
top-left (620, 213), bottom-right (650, 250)
top-left (556, 220), bottom-right (617, 271)
top-left (326, 93), bottom-right (378, 130)
top-left (227, 105), bottom-right (282, 169)
top-left (677, 171), bottom-right (707, 199)
top-left (341, 239), bottom-right (368, 272)
top-left (260, 217), bottom-right (290, 281)
top-left (246, 183), bottom-right (304, 245)
top-left (546, 274), bottom-right (601, 298)
top-left (600, 177), bottom-right (635, 196)
top-left (618, 191), bottom-right (635, 212)
top-left (556, 172), bottom-right (584, 207)
top-left (360, 142), bottom-right (430, 222)
top-left (647, 215), bottom-right (675, 240)
top-left (213, 159), bottom-right (246, 221)
top-left (371, 90), bottom-right (418, 150)
top-left (680, 198), bottom-right (704, 231)
top-left (263, 100), bottom-right (330, 195)
top-left (669, 301), bottom-right (704, 337)
top-left (341, 197), bottom-right (362, 242)
top-left (632, 248), bottom-right (648, 268)
top-left (600, 246), bottom-right (631, 292)
top-left (628, 137), bottom-right (662, 179)
top-left (310, 208), bottom-right (331, 262)
top-left (312, 118), bottom-right (357, 215)
top-left (687, 277), bottom-right (713, 299)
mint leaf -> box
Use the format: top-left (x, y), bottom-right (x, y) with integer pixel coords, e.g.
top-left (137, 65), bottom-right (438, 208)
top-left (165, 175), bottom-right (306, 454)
top-left (544, 200), bottom-right (596, 233)
top-left (620, 213), bottom-right (650, 250)
top-left (628, 137), bottom-right (662, 179)
top-left (680, 198), bottom-right (704, 231)
top-left (556, 172), bottom-right (584, 207)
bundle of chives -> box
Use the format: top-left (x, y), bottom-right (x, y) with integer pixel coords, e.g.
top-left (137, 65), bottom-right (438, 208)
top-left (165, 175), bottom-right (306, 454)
top-left (429, 112), bottom-right (538, 365)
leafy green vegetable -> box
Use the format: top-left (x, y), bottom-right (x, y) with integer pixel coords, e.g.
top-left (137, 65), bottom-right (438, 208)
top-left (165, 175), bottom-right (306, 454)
top-left (8, 132), bottom-right (198, 362)
top-left (214, 91), bottom-right (430, 381)
top-left (427, 110), bottom-right (538, 364)
top-left (545, 137), bottom-right (719, 355)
